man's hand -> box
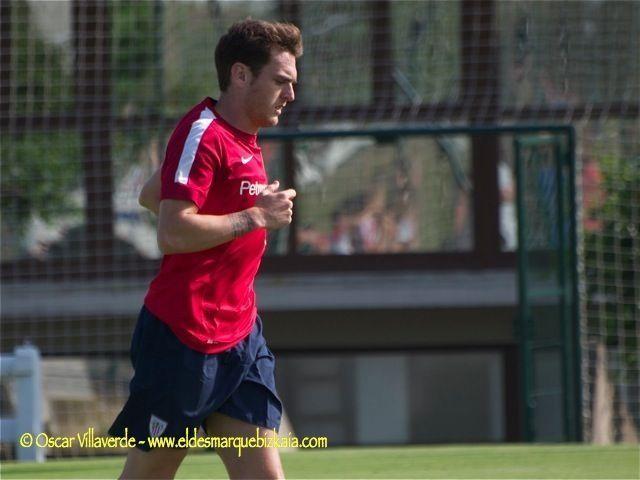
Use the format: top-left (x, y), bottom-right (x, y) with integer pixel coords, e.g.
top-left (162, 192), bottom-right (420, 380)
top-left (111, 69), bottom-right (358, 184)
top-left (253, 180), bottom-right (296, 230)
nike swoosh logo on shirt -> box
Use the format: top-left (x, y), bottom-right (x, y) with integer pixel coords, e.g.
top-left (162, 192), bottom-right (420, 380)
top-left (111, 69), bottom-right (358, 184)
top-left (241, 155), bottom-right (253, 164)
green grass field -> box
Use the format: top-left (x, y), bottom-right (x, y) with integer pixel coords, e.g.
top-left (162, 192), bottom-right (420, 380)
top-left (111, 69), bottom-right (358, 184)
top-left (1, 444), bottom-right (638, 479)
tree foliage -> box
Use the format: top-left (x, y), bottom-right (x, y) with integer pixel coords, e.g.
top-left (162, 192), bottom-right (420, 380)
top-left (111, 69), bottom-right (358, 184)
top-left (585, 151), bottom-right (640, 381)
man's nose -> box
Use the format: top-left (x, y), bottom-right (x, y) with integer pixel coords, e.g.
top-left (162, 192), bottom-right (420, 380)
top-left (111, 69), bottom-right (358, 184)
top-left (283, 84), bottom-right (295, 102)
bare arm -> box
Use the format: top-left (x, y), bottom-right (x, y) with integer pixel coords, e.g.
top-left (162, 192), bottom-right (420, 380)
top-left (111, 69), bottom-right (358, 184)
top-left (157, 181), bottom-right (296, 255)
top-left (139, 168), bottom-right (161, 215)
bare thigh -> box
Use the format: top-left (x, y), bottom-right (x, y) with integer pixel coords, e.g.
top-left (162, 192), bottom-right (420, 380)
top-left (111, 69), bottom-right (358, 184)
top-left (205, 412), bottom-right (284, 480)
top-left (119, 446), bottom-right (189, 480)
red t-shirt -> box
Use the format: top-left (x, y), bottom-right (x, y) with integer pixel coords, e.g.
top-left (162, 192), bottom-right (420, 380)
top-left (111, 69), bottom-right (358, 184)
top-left (144, 98), bottom-right (268, 354)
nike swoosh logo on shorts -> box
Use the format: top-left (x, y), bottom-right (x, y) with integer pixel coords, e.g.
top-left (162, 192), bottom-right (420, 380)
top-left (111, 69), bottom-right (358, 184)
top-left (241, 155), bottom-right (253, 164)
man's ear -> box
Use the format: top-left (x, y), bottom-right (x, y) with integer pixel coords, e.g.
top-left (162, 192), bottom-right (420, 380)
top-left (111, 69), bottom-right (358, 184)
top-left (230, 62), bottom-right (251, 87)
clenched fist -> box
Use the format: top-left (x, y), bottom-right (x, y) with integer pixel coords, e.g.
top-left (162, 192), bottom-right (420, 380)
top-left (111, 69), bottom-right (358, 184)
top-left (254, 180), bottom-right (296, 230)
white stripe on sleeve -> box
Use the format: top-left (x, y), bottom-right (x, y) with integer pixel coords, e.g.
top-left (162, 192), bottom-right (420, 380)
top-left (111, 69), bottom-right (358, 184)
top-left (174, 107), bottom-right (216, 185)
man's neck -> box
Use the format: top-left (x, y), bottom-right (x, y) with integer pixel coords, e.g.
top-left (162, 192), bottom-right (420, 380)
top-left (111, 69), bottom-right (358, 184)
top-left (214, 94), bottom-right (258, 135)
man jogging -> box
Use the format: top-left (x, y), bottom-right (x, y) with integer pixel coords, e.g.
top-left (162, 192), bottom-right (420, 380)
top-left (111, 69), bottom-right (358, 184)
top-left (109, 19), bottom-right (302, 479)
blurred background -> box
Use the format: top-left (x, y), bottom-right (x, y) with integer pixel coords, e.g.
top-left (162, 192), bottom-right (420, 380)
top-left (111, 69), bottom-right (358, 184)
top-left (1, 0), bottom-right (638, 459)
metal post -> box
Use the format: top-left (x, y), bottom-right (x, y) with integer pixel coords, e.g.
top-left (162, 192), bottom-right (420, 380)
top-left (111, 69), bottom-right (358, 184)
top-left (7, 345), bottom-right (45, 462)
top-left (73, 0), bottom-right (114, 277)
top-left (515, 138), bottom-right (533, 441)
top-left (555, 138), bottom-right (573, 440)
top-left (567, 128), bottom-right (583, 441)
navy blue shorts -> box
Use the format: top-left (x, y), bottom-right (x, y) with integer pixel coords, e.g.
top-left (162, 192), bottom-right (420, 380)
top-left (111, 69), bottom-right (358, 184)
top-left (109, 306), bottom-right (282, 450)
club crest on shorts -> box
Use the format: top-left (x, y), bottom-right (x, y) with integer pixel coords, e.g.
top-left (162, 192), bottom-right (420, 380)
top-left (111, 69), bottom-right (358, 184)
top-left (149, 414), bottom-right (168, 437)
